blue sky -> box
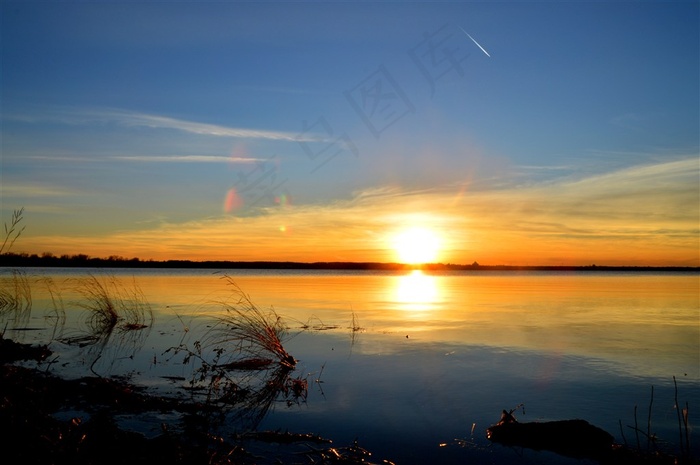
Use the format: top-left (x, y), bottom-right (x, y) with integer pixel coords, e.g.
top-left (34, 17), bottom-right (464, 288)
top-left (1, 1), bottom-right (698, 265)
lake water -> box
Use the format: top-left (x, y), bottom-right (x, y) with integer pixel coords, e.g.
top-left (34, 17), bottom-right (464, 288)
top-left (2, 267), bottom-right (698, 464)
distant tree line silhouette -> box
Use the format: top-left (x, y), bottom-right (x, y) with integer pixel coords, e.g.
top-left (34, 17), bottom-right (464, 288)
top-left (0, 252), bottom-right (697, 272)
top-left (1, 252), bottom-right (143, 268)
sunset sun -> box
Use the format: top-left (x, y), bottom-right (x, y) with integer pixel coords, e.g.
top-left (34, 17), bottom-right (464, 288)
top-left (393, 227), bottom-right (442, 265)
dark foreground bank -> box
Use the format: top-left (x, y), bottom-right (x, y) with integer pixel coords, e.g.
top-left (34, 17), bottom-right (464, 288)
top-left (0, 336), bottom-right (393, 465)
top-left (2, 335), bottom-right (697, 465)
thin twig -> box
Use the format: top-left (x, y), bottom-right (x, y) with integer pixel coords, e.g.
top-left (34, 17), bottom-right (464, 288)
top-left (634, 404), bottom-right (641, 451)
top-left (683, 401), bottom-right (690, 457)
top-left (675, 376), bottom-right (685, 456)
top-left (90, 354), bottom-right (103, 377)
top-left (647, 385), bottom-right (654, 450)
top-left (619, 419), bottom-right (628, 446)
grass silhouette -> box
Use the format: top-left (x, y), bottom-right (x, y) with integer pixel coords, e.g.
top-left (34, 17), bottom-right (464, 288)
top-left (206, 276), bottom-right (295, 370)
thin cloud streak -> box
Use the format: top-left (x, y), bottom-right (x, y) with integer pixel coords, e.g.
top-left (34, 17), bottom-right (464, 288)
top-left (6, 106), bottom-right (316, 142)
top-left (2, 183), bottom-right (84, 198)
top-left (113, 155), bottom-right (262, 164)
top-left (13, 154), bottom-right (262, 164)
top-left (460, 27), bottom-right (491, 57)
top-left (100, 110), bottom-right (307, 141)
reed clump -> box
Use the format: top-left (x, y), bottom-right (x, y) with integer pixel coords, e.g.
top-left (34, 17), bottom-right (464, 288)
top-left (57, 274), bottom-right (154, 376)
top-left (38, 276), bottom-right (67, 340)
top-left (0, 207), bottom-right (30, 323)
top-left (207, 276), bottom-right (295, 370)
top-left (0, 207), bottom-right (25, 255)
top-left (164, 278), bottom-right (302, 429)
top-left (0, 269), bottom-right (33, 324)
top-left (74, 274), bottom-right (153, 334)
top-left (1, 208), bottom-right (65, 337)
top-left (618, 377), bottom-right (694, 464)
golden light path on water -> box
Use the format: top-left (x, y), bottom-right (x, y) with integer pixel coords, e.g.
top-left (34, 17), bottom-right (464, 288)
top-left (394, 270), bottom-right (440, 313)
top-left (13, 269), bottom-right (697, 380)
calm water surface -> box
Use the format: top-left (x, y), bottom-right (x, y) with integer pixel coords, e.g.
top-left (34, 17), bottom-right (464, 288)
top-left (2, 268), bottom-right (698, 464)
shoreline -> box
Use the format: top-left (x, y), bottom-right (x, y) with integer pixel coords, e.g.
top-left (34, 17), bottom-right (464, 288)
top-left (1, 254), bottom-right (698, 273)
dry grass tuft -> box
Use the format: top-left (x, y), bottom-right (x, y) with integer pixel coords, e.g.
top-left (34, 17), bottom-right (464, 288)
top-left (0, 269), bottom-right (32, 325)
top-left (207, 277), bottom-right (295, 369)
top-left (0, 208), bottom-right (25, 255)
top-left (163, 278), bottom-right (303, 429)
top-left (74, 274), bottom-right (153, 334)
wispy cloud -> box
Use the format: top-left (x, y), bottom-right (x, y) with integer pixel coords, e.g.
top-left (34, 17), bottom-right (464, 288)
top-left (97, 109), bottom-right (308, 141)
top-left (1, 182), bottom-right (83, 198)
top-left (232, 84), bottom-right (331, 96)
top-left (112, 155), bottom-right (262, 164)
top-left (609, 111), bottom-right (664, 130)
top-left (6, 106), bottom-right (316, 142)
top-left (13, 153), bottom-right (262, 164)
top-left (1, 183), bottom-right (87, 215)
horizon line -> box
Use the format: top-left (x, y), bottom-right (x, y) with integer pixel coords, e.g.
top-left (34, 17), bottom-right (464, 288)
top-left (1, 252), bottom-right (698, 271)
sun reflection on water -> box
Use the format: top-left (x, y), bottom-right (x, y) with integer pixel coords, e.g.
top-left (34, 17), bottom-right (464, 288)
top-left (394, 270), bottom-right (440, 312)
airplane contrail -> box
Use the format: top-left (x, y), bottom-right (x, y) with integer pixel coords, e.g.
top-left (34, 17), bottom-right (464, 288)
top-left (460, 27), bottom-right (491, 58)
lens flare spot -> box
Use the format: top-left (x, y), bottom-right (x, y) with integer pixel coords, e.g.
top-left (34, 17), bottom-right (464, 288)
top-left (275, 193), bottom-right (290, 207)
top-left (224, 188), bottom-right (244, 213)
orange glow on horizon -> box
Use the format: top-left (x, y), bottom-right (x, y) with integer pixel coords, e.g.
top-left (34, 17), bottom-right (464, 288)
top-left (12, 157), bottom-right (700, 268)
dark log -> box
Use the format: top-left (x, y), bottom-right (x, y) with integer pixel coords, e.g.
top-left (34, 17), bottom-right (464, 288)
top-left (487, 410), bottom-right (614, 460)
